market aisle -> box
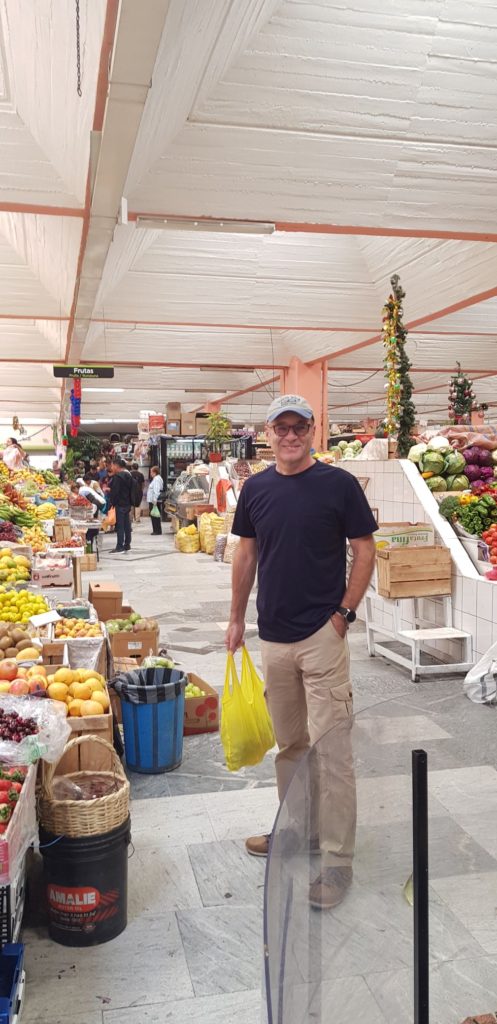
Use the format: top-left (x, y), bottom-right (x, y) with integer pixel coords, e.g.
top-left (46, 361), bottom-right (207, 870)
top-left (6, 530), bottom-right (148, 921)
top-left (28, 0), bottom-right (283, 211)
top-left (21, 521), bottom-right (497, 1024)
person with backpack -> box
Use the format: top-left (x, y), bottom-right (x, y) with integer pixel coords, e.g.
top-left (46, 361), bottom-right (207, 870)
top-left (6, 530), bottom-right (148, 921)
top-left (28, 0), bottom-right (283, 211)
top-left (147, 466), bottom-right (164, 535)
top-left (130, 462), bottom-right (145, 523)
top-left (109, 458), bottom-right (133, 553)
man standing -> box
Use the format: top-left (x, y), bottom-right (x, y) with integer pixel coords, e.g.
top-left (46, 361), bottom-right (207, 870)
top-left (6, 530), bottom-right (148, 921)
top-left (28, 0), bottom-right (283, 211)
top-left (109, 458), bottom-right (133, 553)
top-left (225, 395), bottom-right (377, 909)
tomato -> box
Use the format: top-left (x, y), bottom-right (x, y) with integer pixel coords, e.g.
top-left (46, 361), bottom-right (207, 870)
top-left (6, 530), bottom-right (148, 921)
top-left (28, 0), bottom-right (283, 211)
top-left (491, 555), bottom-right (497, 564)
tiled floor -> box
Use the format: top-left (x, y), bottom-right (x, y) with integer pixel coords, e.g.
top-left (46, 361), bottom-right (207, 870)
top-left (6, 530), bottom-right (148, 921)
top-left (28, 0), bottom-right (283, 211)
top-left (22, 523), bottom-right (497, 1023)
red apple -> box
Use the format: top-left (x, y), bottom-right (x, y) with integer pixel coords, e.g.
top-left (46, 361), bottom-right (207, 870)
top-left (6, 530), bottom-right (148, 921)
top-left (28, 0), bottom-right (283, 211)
top-left (9, 679), bottom-right (29, 695)
top-left (0, 660), bottom-right (18, 682)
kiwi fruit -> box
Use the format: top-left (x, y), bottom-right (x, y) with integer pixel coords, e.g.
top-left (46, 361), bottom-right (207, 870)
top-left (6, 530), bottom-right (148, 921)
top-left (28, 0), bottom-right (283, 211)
top-left (11, 628), bottom-right (27, 643)
top-left (15, 639), bottom-right (34, 652)
top-left (5, 648), bottom-right (17, 659)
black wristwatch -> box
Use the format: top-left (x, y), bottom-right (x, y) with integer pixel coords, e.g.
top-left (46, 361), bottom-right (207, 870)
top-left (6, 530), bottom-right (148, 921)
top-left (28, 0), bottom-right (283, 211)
top-left (335, 606), bottom-right (357, 624)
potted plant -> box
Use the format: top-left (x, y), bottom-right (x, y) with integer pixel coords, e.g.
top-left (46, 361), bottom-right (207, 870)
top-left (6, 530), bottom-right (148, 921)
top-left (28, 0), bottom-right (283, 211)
top-left (206, 411), bottom-right (232, 462)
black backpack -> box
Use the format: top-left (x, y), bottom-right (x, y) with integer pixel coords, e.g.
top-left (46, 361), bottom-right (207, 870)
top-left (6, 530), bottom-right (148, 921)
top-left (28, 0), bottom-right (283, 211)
top-left (130, 473), bottom-right (143, 508)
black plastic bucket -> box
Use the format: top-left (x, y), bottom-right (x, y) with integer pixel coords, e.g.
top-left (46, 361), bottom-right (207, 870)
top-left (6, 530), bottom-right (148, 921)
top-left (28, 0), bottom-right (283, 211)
top-left (39, 817), bottom-right (130, 947)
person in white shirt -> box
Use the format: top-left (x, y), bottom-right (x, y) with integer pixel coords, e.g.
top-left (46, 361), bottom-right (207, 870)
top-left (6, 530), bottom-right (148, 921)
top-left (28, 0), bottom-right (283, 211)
top-left (147, 466), bottom-right (163, 535)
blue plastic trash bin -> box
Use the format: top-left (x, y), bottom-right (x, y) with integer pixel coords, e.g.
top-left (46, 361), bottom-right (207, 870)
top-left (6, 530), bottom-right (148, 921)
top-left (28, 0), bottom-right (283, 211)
top-left (115, 668), bottom-right (186, 774)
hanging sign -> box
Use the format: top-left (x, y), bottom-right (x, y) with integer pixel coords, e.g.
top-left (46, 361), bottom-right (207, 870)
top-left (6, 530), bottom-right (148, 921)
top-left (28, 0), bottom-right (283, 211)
top-left (53, 365), bottom-right (114, 379)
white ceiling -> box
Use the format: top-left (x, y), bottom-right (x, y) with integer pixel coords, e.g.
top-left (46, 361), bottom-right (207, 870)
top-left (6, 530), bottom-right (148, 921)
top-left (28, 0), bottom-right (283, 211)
top-left (2, 0), bottom-right (497, 428)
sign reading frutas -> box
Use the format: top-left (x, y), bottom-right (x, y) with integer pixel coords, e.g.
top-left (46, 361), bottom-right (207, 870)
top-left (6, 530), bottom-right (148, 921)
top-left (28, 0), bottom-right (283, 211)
top-left (53, 365), bottom-right (114, 379)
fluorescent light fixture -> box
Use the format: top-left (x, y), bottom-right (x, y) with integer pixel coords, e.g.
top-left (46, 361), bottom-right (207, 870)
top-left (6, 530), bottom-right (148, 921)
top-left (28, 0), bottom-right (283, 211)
top-left (83, 388), bottom-right (125, 393)
top-left (184, 388), bottom-right (228, 394)
top-left (135, 216), bottom-right (275, 235)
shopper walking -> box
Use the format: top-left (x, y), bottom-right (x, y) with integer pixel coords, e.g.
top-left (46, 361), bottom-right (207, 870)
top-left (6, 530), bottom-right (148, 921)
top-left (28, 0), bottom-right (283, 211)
top-left (225, 395), bottom-right (377, 909)
top-left (147, 466), bottom-right (163, 535)
top-left (109, 458), bottom-right (133, 553)
top-left (130, 462), bottom-right (145, 523)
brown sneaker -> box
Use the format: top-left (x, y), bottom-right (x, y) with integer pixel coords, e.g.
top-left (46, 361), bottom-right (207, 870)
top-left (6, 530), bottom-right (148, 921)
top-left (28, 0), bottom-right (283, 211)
top-left (245, 833), bottom-right (270, 857)
top-left (309, 866), bottom-right (353, 910)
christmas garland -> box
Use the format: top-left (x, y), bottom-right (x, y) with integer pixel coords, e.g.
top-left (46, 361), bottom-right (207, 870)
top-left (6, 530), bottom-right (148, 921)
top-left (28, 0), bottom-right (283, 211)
top-left (448, 363), bottom-right (476, 424)
top-left (382, 274), bottom-right (416, 456)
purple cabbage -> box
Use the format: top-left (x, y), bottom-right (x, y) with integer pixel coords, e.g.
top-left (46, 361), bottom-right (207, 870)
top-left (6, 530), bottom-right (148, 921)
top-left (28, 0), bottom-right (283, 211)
top-left (480, 466), bottom-right (494, 480)
top-left (464, 464), bottom-right (483, 482)
top-left (463, 445), bottom-right (493, 466)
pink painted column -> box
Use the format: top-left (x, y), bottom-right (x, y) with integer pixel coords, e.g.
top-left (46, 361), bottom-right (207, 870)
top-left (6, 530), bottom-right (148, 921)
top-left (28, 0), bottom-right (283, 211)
top-left (280, 357), bottom-right (328, 449)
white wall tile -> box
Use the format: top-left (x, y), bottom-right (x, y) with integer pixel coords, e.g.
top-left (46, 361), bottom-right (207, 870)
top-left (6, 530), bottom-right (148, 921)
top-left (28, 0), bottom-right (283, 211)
top-left (476, 581), bottom-right (493, 621)
top-left (463, 579), bottom-right (478, 612)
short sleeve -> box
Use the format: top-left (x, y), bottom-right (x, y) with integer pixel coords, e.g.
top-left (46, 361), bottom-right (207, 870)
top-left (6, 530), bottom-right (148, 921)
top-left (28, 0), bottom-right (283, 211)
top-left (232, 482), bottom-right (256, 538)
top-left (342, 475), bottom-right (378, 539)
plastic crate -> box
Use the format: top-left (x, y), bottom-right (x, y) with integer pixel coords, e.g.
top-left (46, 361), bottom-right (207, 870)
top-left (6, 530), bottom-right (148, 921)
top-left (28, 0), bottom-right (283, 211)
top-left (0, 862), bottom-right (26, 950)
top-left (0, 945), bottom-right (24, 1024)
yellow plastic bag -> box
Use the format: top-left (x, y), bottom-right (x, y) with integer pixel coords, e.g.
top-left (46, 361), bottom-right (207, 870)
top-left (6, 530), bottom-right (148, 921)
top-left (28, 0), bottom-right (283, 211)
top-left (221, 650), bottom-right (275, 772)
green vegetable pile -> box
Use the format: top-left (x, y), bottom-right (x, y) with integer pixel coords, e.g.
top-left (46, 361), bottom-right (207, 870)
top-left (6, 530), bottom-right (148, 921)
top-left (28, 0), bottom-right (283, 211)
top-left (457, 494), bottom-right (497, 535)
top-left (438, 496), bottom-right (461, 523)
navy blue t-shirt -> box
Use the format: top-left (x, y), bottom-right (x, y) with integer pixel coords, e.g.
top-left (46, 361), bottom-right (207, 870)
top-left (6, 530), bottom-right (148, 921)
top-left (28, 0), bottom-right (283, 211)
top-left (232, 461), bottom-right (377, 644)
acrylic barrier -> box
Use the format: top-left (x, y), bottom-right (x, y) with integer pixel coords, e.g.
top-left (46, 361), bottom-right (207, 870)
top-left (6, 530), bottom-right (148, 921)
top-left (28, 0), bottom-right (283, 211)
top-left (263, 705), bottom-right (497, 1024)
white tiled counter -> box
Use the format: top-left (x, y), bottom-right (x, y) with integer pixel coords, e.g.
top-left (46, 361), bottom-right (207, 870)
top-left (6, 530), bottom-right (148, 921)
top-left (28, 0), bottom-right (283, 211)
top-left (343, 459), bottom-right (496, 663)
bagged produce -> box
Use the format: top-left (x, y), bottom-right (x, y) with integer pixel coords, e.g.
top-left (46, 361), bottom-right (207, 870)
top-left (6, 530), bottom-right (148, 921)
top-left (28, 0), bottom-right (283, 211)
top-left (0, 695), bottom-right (70, 764)
top-left (220, 650), bottom-right (274, 772)
top-left (463, 640), bottom-right (497, 704)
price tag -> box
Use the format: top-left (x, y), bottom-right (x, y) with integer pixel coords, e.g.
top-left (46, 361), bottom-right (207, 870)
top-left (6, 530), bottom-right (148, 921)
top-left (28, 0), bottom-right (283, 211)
top-left (30, 610), bottom-right (60, 627)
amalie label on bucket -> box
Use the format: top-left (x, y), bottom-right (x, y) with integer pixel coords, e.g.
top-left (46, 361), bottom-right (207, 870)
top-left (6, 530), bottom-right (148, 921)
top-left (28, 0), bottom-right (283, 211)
top-left (48, 885), bottom-right (100, 913)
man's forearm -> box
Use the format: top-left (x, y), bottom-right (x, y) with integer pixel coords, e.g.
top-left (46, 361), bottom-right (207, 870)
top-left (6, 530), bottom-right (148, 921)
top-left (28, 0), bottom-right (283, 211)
top-left (342, 538), bottom-right (376, 610)
top-left (230, 547), bottom-right (257, 622)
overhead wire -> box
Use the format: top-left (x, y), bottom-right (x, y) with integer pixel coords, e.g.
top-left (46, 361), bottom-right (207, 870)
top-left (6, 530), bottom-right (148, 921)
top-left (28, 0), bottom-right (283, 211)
top-left (328, 369), bottom-right (382, 388)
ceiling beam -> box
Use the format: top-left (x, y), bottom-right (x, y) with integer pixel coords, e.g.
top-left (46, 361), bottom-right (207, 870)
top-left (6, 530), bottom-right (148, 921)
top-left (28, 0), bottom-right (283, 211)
top-left (126, 212), bottom-right (497, 244)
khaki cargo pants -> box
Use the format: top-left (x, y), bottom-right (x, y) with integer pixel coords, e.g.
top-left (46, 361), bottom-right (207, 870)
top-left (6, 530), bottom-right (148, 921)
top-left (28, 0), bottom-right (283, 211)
top-left (261, 621), bottom-right (356, 867)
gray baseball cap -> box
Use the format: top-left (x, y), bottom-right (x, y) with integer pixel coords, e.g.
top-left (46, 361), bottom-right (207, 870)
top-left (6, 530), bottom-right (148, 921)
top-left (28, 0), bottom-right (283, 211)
top-left (266, 394), bottom-right (314, 422)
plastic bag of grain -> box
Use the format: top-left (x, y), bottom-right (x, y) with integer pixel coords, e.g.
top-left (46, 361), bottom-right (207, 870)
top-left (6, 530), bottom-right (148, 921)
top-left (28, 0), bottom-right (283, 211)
top-left (213, 535), bottom-right (228, 562)
top-left (223, 533), bottom-right (240, 564)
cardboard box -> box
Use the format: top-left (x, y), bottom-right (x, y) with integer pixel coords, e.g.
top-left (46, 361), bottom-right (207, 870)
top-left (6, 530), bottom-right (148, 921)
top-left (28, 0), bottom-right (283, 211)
top-left (195, 416), bottom-right (207, 435)
top-left (110, 617), bottom-right (159, 662)
top-left (41, 642), bottom-right (69, 667)
top-left (54, 519), bottom-right (72, 544)
top-left (80, 553), bottom-right (98, 572)
top-left (32, 556), bottom-right (73, 588)
top-left (184, 672), bottom-right (219, 735)
top-left (181, 412), bottom-right (197, 436)
top-left (166, 420), bottom-right (180, 436)
top-left (88, 581), bottom-right (123, 622)
top-left (166, 402), bottom-right (181, 418)
top-left (376, 546), bottom-right (452, 598)
top-left (375, 523), bottom-right (435, 549)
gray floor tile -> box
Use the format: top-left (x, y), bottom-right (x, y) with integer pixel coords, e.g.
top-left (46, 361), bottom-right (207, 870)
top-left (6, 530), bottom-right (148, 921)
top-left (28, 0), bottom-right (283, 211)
top-left (188, 839), bottom-right (266, 907)
top-left (176, 905), bottom-right (262, 996)
top-left (103, 989), bottom-right (261, 1024)
top-left (367, 956), bottom-right (497, 1024)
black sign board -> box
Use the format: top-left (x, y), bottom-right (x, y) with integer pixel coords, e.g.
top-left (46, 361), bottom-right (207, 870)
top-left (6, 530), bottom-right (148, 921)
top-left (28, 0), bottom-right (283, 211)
top-left (53, 365), bottom-right (114, 379)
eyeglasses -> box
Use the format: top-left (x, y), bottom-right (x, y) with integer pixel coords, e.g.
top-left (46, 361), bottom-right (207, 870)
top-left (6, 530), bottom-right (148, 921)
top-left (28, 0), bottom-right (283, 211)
top-left (270, 422), bottom-right (312, 438)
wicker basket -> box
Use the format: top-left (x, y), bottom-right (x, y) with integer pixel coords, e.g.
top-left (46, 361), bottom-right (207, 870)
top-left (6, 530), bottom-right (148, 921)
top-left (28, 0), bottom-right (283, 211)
top-left (39, 734), bottom-right (130, 838)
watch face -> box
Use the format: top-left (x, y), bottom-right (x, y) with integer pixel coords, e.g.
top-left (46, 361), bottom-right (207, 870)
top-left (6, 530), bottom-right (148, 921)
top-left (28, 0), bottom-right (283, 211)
top-left (347, 610), bottom-right (357, 623)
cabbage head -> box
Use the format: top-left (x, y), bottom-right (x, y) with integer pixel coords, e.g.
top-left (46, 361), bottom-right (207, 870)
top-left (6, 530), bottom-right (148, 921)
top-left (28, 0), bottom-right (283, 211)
top-left (426, 475), bottom-right (447, 491)
top-left (420, 451), bottom-right (445, 475)
top-left (407, 442), bottom-right (427, 464)
top-left (445, 474), bottom-right (469, 491)
top-left (444, 450), bottom-right (466, 475)
top-left (427, 435), bottom-right (452, 454)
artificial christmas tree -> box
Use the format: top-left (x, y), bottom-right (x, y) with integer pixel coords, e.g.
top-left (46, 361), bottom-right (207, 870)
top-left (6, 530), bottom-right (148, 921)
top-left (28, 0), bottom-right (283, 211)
top-left (448, 364), bottom-right (476, 424)
top-left (382, 274), bottom-right (416, 456)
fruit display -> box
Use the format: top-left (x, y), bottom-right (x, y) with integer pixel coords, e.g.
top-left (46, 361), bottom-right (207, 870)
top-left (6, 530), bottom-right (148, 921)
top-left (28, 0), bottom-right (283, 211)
top-left (10, 469), bottom-right (45, 488)
top-left (0, 765), bottom-right (27, 832)
top-left (40, 470), bottom-right (61, 486)
top-left (141, 655), bottom-right (175, 668)
top-left (0, 661), bottom-right (47, 696)
top-left (0, 497), bottom-right (36, 527)
top-left (0, 522), bottom-right (23, 545)
top-left (0, 463), bottom-right (8, 481)
top-left (54, 617), bottom-right (103, 639)
top-left (21, 525), bottom-right (49, 552)
top-left (0, 708), bottom-right (37, 742)
top-left (0, 483), bottom-right (30, 510)
top-left (35, 503), bottom-right (56, 521)
top-left (0, 549), bottom-right (31, 584)
top-left (40, 485), bottom-right (67, 500)
top-left (106, 612), bottom-right (158, 635)
top-left (69, 495), bottom-right (91, 508)
top-left (0, 623), bottom-right (37, 659)
top-left (45, 668), bottom-right (110, 717)
top-left (185, 681), bottom-right (203, 698)
top-left (49, 536), bottom-right (84, 549)
top-left (0, 589), bottom-right (49, 623)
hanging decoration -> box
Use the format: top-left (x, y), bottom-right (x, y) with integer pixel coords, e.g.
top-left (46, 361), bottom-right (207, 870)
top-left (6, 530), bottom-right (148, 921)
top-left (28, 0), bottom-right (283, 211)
top-left (448, 363), bottom-right (476, 424)
top-left (382, 274), bottom-right (416, 455)
top-left (70, 379), bottom-right (82, 438)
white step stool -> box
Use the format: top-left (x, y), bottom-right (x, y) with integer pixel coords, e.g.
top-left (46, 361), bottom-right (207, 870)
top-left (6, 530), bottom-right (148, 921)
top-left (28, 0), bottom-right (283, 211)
top-left (364, 592), bottom-right (473, 682)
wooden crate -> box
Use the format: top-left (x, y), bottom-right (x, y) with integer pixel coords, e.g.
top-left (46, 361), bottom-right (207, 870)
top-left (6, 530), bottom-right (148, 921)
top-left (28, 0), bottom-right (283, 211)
top-left (44, 694), bottom-right (114, 777)
top-left (376, 546), bottom-right (452, 598)
top-left (80, 553), bottom-right (98, 572)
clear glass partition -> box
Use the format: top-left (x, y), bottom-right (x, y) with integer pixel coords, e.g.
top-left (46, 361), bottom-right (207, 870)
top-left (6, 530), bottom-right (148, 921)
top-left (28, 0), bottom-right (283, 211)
top-left (263, 704), bottom-right (497, 1024)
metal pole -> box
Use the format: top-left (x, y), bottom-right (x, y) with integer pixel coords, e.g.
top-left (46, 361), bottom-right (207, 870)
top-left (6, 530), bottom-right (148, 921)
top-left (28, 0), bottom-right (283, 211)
top-left (412, 749), bottom-right (429, 1024)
